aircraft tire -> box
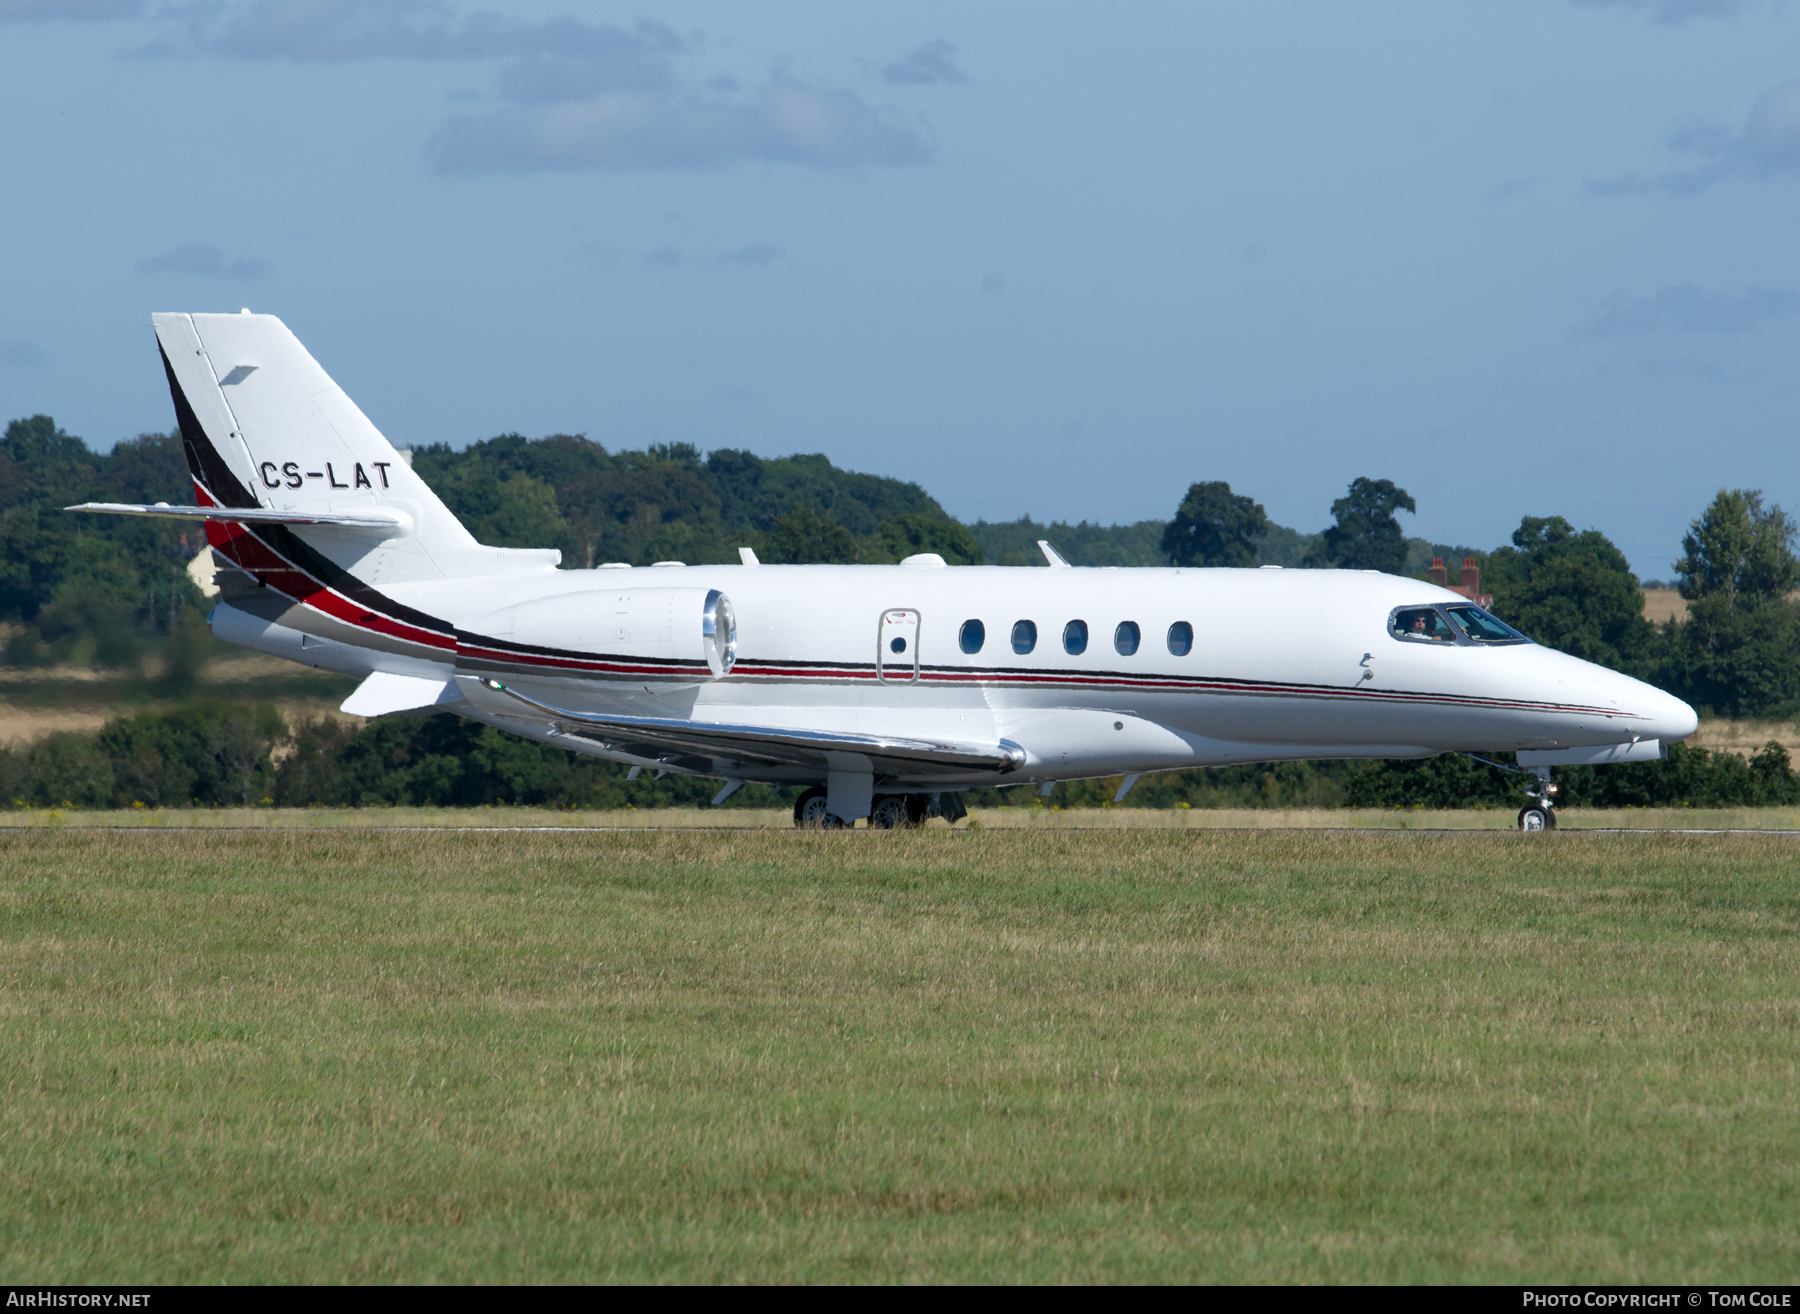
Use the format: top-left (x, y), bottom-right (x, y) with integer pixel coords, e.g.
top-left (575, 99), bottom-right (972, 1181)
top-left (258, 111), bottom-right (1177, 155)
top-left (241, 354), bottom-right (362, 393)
top-left (794, 786), bottom-right (830, 828)
top-left (1517, 805), bottom-right (1556, 832)
top-left (869, 797), bottom-right (910, 830)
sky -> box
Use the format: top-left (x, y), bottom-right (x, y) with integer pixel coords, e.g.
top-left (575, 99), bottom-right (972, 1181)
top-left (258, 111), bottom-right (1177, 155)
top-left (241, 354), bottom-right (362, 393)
top-left (1, 0), bottom-right (1796, 575)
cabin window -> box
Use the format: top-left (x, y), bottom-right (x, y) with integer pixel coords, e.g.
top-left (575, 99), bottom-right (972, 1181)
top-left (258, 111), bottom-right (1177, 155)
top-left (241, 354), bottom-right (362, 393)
top-left (1114, 621), bottom-right (1141, 656)
top-left (1390, 606), bottom-right (1457, 644)
top-left (959, 619), bottom-right (985, 654)
top-left (1446, 605), bottom-right (1529, 645)
top-left (1063, 620), bottom-right (1088, 655)
top-left (1012, 620), bottom-right (1038, 654)
top-left (1167, 621), bottom-right (1193, 656)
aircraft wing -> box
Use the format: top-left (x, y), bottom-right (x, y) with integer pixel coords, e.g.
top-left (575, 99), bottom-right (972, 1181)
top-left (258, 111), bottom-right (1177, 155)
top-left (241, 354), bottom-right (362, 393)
top-left (462, 676), bottom-right (1026, 778)
top-left (67, 502), bottom-right (413, 536)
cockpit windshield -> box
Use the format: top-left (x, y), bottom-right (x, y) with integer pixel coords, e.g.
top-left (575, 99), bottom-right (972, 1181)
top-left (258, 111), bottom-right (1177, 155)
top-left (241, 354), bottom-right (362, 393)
top-left (1445, 605), bottom-right (1529, 645)
top-left (1390, 607), bottom-right (1457, 643)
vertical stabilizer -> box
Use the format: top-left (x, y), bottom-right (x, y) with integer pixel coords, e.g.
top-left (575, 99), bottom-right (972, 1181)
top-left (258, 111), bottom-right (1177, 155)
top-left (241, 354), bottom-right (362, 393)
top-left (152, 312), bottom-right (559, 581)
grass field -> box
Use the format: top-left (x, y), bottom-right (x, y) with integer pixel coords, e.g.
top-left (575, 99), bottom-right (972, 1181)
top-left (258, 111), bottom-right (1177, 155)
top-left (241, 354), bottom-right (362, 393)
top-left (2, 827), bottom-right (1797, 1283)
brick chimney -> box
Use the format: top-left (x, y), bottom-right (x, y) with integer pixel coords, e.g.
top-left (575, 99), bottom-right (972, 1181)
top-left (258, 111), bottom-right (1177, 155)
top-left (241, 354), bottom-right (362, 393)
top-left (1460, 557), bottom-right (1479, 600)
top-left (1429, 556), bottom-right (1448, 588)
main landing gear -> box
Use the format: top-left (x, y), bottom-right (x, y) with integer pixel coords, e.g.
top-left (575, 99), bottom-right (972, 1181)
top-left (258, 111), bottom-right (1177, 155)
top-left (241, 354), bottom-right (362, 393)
top-left (1517, 766), bottom-right (1557, 832)
top-left (792, 788), bottom-right (966, 830)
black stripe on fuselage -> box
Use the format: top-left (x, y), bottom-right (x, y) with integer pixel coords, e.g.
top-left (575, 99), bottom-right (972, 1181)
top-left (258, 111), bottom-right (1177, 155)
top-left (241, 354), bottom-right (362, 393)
top-left (157, 344), bottom-right (456, 641)
top-left (250, 522), bottom-right (454, 638)
top-left (454, 631), bottom-right (700, 668)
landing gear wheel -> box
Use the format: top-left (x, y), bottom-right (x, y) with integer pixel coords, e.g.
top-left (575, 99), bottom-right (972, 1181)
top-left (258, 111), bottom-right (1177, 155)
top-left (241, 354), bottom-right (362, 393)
top-left (794, 787), bottom-right (830, 829)
top-left (1517, 805), bottom-right (1556, 832)
top-left (904, 793), bottom-right (931, 826)
top-left (869, 797), bottom-right (910, 830)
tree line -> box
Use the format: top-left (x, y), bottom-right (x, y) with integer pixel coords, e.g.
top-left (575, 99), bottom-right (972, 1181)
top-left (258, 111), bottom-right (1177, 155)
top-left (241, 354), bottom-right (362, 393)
top-left (4, 411), bottom-right (1798, 811)
top-left (5, 698), bottom-right (1796, 813)
top-left (1160, 474), bottom-right (1800, 720)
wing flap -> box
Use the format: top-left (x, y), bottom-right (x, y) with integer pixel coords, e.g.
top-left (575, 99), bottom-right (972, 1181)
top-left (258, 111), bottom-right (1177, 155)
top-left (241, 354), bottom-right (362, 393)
top-left (460, 676), bottom-right (1026, 776)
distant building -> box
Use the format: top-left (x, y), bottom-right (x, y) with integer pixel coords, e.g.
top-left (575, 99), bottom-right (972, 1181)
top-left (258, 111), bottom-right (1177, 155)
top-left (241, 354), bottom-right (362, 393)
top-left (1429, 556), bottom-right (1493, 608)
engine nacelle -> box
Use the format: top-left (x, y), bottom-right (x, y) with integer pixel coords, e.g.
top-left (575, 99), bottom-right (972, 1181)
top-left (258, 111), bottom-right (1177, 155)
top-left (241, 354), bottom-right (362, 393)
top-left (460, 586), bottom-right (738, 677)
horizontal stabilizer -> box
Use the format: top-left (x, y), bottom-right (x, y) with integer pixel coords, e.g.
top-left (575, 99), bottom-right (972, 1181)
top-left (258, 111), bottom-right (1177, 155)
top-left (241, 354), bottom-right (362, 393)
top-left (67, 501), bottom-right (414, 537)
top-left (463, 677), bottom-right (1026, 777)
top-left (342, 670), bottom-right (462, 717)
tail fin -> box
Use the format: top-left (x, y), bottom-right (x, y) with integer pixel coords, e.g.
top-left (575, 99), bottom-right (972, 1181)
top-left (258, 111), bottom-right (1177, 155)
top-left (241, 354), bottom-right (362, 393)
top-left (152, 311), bottom-right (559, 580)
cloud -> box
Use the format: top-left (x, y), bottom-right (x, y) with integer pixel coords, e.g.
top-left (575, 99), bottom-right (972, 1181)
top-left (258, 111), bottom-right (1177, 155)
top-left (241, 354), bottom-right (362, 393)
top-left (0, 0), bottom-right (143, 18)
top-left (0, 339), bottom-right (46, 368)
top-left (432, 81), bottom-right (930, 173)
top-left (144, 3), bottom-right (931, 175)
top-left (1592, 79), bottom-right (1800, 195)
top-left (1592, 284), bottom-right (1800, 335)
top-left (644, 243), bottom-right (782, 268)
top-left (153, 0), bottom-right (682, 66)
top-left (138, 242), bottom-right (272, 279)
top-left (1568, 0), bottom-right (1755, 21)
top-left (495, 50), bottom-right (676, 104)
top-left (881, 40), bottom-right (965, 86)
top-left (1742, 79), bottom-right (1800, 175)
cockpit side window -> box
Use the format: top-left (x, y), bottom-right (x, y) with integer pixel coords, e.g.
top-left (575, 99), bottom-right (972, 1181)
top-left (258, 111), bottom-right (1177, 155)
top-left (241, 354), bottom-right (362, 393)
top-left (1445, 605), bottom-right (1529, 645)
top-left (1390, 606), bottom-right (1457, 644)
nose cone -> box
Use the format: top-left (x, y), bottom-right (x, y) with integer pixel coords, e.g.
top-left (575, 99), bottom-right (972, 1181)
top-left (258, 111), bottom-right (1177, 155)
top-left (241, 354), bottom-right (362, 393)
top-left (1593, 666), bottom-right (1697, 744)
top-left (1646, 685), bottom-right (1699, 744)
top-left (1552, 650), bottom-right (1698, 746)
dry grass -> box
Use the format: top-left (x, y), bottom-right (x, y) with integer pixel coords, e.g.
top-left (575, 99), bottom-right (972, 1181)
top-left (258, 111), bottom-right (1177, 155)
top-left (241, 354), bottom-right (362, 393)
top-left (0, 708), bottom-right (114, 745)
top-left (1, 828), bottom-right (1796, 1282)
top-left (1689, 718), bottom-right (1800, 763)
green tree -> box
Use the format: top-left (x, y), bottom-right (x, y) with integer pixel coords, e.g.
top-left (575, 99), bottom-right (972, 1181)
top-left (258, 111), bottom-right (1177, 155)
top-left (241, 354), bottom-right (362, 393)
top-left (876, 513), bottom-right (984, 565)
top-left (1483, 516), bottom-right (1657, 674)
top-left (1664, 489), bottom-right (1800, 717)
top-left (758, 506), bottom-right (861, 564)
top-left (1673, 489), bottom-right (1799, 615)
top-left (966, 516), bottom-right (1169, 567)
top-left (25, 732), bottom-right (115, 807)
top-left (1161, 481), bottom-right (1270, 567)
top-left (1304, 477), bottom-right (1416, 573)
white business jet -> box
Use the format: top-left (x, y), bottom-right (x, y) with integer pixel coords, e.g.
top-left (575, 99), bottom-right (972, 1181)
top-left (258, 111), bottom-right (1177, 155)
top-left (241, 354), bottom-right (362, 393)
top-left (70, 313), bottom-right (1697, 831)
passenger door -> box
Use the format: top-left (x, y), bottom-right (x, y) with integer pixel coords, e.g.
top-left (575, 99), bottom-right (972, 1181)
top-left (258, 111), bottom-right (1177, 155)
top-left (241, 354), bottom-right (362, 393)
top-left (877, 608), bottom-right (921, 683)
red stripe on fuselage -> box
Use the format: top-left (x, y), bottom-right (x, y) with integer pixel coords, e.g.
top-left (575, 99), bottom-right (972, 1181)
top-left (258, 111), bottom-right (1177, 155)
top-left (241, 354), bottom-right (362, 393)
top-left (195, 491), bottom-right (455, 653)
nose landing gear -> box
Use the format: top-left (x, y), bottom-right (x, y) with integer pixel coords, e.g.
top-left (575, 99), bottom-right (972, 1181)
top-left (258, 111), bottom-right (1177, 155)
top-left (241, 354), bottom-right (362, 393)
top-left (1517, 766), bottom-right (1557, 831)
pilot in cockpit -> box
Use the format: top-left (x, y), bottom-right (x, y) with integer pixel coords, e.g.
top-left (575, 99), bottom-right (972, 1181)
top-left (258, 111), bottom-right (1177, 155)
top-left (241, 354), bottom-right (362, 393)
top-left (1395, 608), bottom-right (1453, 642)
